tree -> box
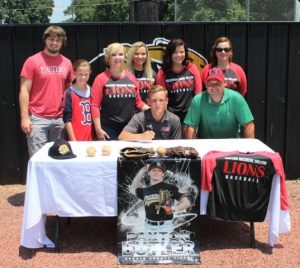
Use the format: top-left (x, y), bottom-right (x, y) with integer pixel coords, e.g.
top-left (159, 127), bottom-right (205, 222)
top-left (0, 0), bottom-right (4, 22)
top-left (64, 0), bottom-right (176, 22)
top-left (64, 0), bottom-right (129, 22)
top-left (63, 0), bottom-right (295, 23)
top-left (249, 0), bottom-right (294, 21)
top-left (0, 0), bottom-right (54, 24)
top-left (176, 0), bottom-right (246, 22)
top-left (158, 0), bottom-right (174, 21)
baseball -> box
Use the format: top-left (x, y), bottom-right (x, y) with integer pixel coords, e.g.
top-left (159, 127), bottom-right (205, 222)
top-left (86, 146), bottom-right (96, 157)
top-left (101, 145), bottom-right (111, 156)
top-left (156, 146), bottom-right (167, 157)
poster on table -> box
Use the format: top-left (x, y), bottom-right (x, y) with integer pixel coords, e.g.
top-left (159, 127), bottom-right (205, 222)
top-left (117, 157), bottom-right (201, 265)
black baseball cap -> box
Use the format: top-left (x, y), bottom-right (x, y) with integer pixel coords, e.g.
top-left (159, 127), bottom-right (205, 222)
top-left (48, 139), bottom-right (77, 160)
top-left (148, 161), bottom-right (165, 172)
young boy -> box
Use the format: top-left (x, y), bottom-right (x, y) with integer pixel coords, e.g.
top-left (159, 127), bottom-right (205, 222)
top-left (63, 59), bottom-right (93, 141)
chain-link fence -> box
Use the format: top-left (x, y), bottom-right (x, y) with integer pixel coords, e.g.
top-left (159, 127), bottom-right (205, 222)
top-left (36, 0), bottom-right (300, 23)
top-left (1, 0), bottom-right (298, 24)
top-left (51, 0), bottom-right (298, 23)
top-left (175, 0), bottom-right (298, 22)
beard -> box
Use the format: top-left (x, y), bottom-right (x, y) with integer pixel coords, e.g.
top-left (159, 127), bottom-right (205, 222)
top-left (46, 48), bottom-right (60, 54)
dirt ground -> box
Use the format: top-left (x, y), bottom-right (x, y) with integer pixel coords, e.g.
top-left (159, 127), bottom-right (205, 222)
top-left (0, 179), bottom-right (299, 268)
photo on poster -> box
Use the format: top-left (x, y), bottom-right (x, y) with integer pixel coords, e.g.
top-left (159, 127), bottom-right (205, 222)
top-left (117, 157), bottom-right (201, 265)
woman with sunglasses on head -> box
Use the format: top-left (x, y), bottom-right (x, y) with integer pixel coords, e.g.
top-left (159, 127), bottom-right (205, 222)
top-left (201, 36), bottom-right (247, 96)
top-left (156, 38), bottom-right (202, 136)
top-left (126, 41), bottom-right (156, 103)
top-left (91, 43), bottom-right (149, 140)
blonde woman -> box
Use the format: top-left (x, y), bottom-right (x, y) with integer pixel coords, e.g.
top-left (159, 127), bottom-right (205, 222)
top-left (91, 43), bottom-right (148, 140)
top-left (126, 41), bottom-right (156, 103)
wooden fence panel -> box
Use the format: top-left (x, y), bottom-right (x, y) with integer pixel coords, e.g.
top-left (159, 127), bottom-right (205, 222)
top-left (265, 24), bottom-right (289, 156)
top-left (246, 24), bottom-right (268, 142)
top-left (0, 27), bottom-right (24, 184)
top-left (285, 24), bottom-right (300, 178)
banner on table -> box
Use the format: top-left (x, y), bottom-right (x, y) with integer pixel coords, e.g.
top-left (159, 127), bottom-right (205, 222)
top-left (117, 157), bottom-right (201, 265)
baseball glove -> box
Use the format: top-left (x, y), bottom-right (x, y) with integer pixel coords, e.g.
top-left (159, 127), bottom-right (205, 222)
top-left (119, 147), bottom-right (155, 160)
top-left (165, 146), bottom-right (199, 159)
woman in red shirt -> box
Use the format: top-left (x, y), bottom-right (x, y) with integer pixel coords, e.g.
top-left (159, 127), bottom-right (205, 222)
top-left (126, 41), bottom-right (156, 103)
top-left (156, 38), bottom-right (202, 137)
top-left (91, 43), bottom-right (148, 140)
top-left (201, 36), bottom-right (247, 96)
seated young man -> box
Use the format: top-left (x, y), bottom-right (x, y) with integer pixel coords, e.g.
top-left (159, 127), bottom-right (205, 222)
top-left (118, 85), bottom-right (182, 140)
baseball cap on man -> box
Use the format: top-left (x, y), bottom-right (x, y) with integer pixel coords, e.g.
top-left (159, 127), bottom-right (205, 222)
top-left (204, 67), bottom-right (225, 84)
top-left (148, 161), bottom-right (165, 172)
top-left (48, 139), bottom-right (77, 159)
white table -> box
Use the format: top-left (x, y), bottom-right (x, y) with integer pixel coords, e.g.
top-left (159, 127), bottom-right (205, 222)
top-left (20, 139), bottom-right (291, 248)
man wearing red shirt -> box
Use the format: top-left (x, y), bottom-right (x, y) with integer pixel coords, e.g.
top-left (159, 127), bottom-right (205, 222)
top-left (19, 25), bottom-right (74, 156)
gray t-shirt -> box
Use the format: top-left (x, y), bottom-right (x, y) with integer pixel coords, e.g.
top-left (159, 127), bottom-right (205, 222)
top-left (123, 109), bottom-right (182, 139)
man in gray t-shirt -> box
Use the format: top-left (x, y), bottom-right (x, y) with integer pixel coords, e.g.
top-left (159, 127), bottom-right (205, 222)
top-left (118, 85), bottom-right (181, 140)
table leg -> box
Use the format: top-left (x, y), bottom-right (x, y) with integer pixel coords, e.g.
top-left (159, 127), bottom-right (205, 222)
top-left (250, 222), bottom-right (255, 248)
top-left (55, 216), bottom-right (60, 252)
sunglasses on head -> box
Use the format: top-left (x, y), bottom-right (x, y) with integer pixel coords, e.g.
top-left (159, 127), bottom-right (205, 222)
top-left (215, 47), bottom-right (231, 52)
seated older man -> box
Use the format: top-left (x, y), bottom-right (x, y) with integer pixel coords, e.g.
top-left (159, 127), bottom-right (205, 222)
top-left (118, 85), bottom-right (181, 141)
top-left (184, 67), bottom-right (255, 139)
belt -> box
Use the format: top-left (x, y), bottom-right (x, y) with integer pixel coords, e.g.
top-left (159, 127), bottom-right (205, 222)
top-left (145, 219), bottom-right (165, 226)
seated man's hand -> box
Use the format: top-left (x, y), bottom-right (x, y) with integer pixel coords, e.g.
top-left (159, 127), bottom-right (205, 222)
top-left (140, 130), bottom-right (155, 140)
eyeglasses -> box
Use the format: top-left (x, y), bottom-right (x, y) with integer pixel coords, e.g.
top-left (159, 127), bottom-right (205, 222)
top-left (215, 47), bottom-right (231, 53)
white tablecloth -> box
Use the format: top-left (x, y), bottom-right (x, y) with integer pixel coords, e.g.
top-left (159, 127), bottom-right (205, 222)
top-left (20, 139), bottom-right (291, 248)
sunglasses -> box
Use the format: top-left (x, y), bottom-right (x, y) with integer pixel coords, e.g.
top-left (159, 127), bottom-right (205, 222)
top-left (215, 47), bottom-right (231, 53)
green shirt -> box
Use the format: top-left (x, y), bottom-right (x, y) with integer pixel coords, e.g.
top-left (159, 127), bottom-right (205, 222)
top-left (184, 89), bottom-right (254, 138)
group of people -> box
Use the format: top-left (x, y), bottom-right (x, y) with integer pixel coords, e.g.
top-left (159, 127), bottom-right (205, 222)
top-left (19, 25), bottom-right (255, 157)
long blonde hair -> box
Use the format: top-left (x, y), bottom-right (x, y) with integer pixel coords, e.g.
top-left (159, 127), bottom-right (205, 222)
top-left (126, 41), bottom-right (153, 79)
